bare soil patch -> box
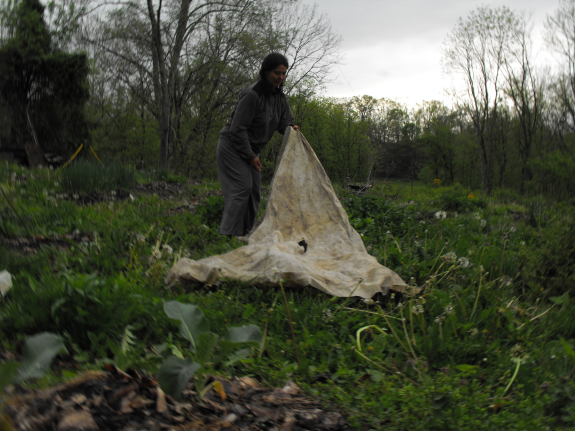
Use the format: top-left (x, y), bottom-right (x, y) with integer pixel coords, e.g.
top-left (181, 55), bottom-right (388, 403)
top-left (3, 368), bottom-right (349, 431)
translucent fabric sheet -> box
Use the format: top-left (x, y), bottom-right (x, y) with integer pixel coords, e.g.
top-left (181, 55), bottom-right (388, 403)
top-left (167, 128), bottom-right (406, 298)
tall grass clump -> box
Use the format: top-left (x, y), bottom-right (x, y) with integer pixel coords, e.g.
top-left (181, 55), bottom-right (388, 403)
top-left (61, 159), bottom-right (135, 195)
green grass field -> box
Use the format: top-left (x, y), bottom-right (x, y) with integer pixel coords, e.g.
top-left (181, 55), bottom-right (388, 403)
top-left (1, 161), bottom-right (575, 430)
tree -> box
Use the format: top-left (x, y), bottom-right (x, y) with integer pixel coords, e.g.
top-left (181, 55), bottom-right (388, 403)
top-left (545, 0), bottom-right (575, 129)
top-left (0, 0), bottom-right (89, 152)
top-left (443, 6), bottom-right (521, 193)
top-left (258, 1), bottom-right (342, 99)
top-left (416, 101), bottom-right (458, 184)
top-left (503, 14), bottom-right (544, 191)
top-left (85, 0), bottom-right (342, 171)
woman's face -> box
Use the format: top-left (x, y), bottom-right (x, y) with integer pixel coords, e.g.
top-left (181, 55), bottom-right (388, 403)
top-left (266, 65), bottom-right (288, 88)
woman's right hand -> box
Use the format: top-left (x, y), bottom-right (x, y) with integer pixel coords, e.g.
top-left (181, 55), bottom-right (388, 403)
top-left (250, 157), bottom-right (262, 172)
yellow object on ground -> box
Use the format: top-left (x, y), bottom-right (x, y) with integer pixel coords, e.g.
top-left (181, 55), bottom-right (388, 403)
top-left (167, 128), bottom-right (406, 298)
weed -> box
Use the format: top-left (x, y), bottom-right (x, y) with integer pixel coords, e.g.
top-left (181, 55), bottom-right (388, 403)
top-left (60, 159), bottom-right (135, 195)
top-left (2, 161), bottom-right (575, 429)
top-left (158, 301), bottom-right (262, 401)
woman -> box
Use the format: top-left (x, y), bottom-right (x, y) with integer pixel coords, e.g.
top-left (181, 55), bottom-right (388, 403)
top-left (217, 53), bottom-right (298, 237)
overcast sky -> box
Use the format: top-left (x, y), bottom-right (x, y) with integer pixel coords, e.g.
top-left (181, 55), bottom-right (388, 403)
top-left (299, 0), bottom-right (560, 107)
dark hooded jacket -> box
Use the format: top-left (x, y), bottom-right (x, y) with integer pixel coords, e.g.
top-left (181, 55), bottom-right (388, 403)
top-left (219, 80), bottom-right (294, 161)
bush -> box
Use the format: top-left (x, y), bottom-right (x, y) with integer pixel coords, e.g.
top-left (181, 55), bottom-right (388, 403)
top-left (155, 169), bottom-right (187, 185)
top-left (440, 189), bottom-right (486, 212)
top-left (519, 213), bottom-right (575, 297)
top-left (492, 188), bottom-right (522, 204)
top-left (61, 159), bottom-right (135, 194)
top-left (197, 195), bottom-right (225, 229)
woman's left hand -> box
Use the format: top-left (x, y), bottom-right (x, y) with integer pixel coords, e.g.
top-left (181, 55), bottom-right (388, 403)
top-left (293, 125), bottom-right (299, 131)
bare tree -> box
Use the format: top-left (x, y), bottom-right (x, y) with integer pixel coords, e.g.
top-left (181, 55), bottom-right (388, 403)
top-left (545, 0), bottom-right (575, 129)
top-left (443, 6), bottom-right (520, 193)
top-left (503, 13), bottom-right (544, 191)
top-left (84, 0), bottom-right (257, 169)
top-left (83, 0), bottom-right (342, 171)
top-left (258, 2), bottom-right (342, 98)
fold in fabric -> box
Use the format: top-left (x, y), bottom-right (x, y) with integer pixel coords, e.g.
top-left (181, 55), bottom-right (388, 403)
top-left (167, 128), bottom-right (407, 298)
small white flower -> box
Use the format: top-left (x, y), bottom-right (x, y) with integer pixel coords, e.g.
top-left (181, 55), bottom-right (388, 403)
top-left (458, 257), bottom-right (470, 268)
top-left (434, 211), bottom-right (447, 219)
top-left (480, 219), bottom-right (487, 227)
top-left (468, 328), bottom-right (479, 336)
top-left (510, 226), bottom-right (516, 233)
top-left (129, 194), bottom-right (135, 202)
top-left (270, 266), bottom-right (280, 282)
top-left (136, 234), bottom-right (145, 243)
top-left (510, 344), bottom-right (523, 357)
top-left (444, 304), bottom-right (454, 315)
top-left (363, 298), bottom-right (375, 305)
top-left (435, 315), bottom-right (446, 323)
top-left (474, 212), bottom-right (481, 220)
top-left (73, 193), bottom-right (79, 200)
top-left (151, 249), bottom-right (161, 260)
top-left (411, 305), bottom-right (424, 314)
top-left (162, 244), bottom-right (173, 255)
top-left (111, 190), bottom-right (117, 196)
top-left (442, 252), bottom-right (457, 263)
top-left (520, 241), bottom-right (526, 246)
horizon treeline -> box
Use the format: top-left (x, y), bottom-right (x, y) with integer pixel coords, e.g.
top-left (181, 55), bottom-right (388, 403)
top-left (1, 0), bottom-right (574, 199)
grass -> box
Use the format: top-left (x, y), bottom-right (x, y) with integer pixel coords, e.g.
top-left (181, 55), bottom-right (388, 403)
top-left (1, 160), bottom-right (575, 430)
top-left (60, 158), bottom-right (136, 195)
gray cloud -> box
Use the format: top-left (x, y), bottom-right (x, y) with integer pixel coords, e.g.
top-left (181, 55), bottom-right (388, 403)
top-left (299, 0), bottom-right (559, 104)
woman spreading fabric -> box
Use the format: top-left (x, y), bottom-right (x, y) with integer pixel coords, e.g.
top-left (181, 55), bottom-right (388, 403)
top-left (217, 53), bottom-right (298, 237)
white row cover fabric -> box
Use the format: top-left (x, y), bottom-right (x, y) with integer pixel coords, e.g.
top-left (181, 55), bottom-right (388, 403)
top-left (167, 128), bottom-right (406, 298)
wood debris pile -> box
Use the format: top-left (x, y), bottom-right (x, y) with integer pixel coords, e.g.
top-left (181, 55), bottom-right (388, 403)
top-left (4, 369), bottom-right (350, 430)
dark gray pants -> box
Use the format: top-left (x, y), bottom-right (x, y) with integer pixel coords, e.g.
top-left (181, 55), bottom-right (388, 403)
top-left (216, 137), bottom-right (261, 236)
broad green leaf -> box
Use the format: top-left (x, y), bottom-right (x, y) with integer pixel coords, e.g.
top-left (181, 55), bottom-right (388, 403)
top-left (223, 348), bottom-right (251, 368)
top-left (0, 361), bottom-right (20, 392)
top-left (195, 332), bottom-right (219, 365)
top-left (455, 364), bottom-right (478, 372)
top-left (550, 293), bottom-right (569, 305)
top-left (224, 325), bottom-right (262, 347)
top-left (17, 332), bottom-right (67, 382)
top-left (158, 356), bottom-right (201, 401)
top-left (560, 337), bottom-right (575, 362)
top-left (163, 301), bottom-right (210, 349)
